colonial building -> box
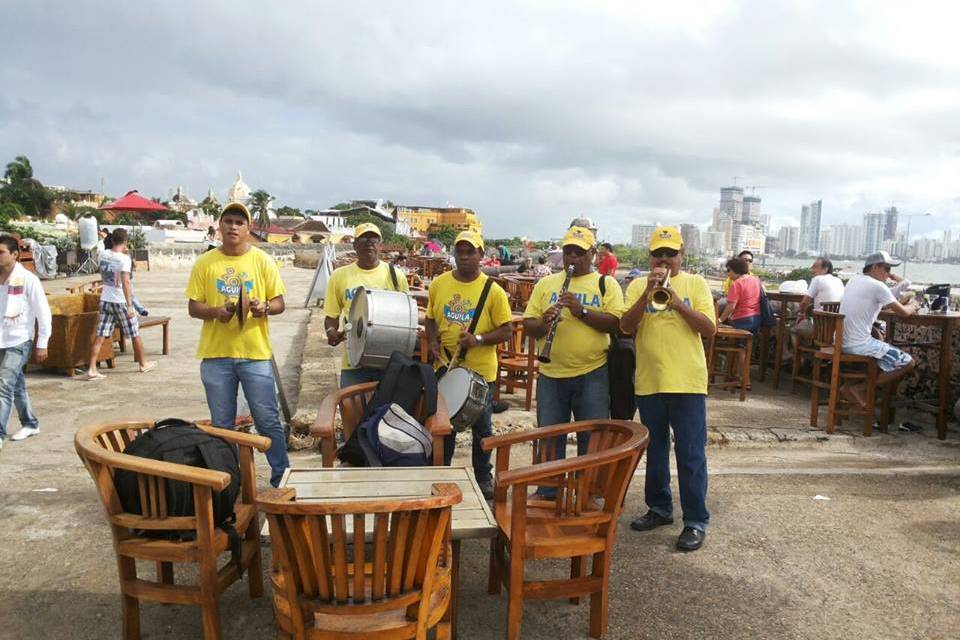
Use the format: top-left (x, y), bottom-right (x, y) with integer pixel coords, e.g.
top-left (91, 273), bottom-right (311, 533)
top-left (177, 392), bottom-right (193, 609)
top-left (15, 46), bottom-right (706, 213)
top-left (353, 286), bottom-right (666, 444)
top-left (395, 206), bottom-right (482, 236)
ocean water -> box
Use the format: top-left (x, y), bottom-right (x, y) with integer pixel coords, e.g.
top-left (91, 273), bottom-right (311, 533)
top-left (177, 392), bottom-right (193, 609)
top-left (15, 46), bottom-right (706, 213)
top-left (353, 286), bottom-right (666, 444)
top-left (758, 257), bottom-right (960, 286)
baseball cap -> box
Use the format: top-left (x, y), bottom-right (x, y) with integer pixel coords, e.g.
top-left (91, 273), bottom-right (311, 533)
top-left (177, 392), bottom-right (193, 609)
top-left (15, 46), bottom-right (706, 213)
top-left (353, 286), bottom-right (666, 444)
top-left (454, 229), bottom-right (484, 249)
top-left (220, 202), bottom-right (251, 222)
top-left (354, 222), bottom-right (382, 239)
top-left (864, 250), bottom-right (901, 268)
top-left (649, 226), bottom-right (683, 251)
top-left (562, 226), bottom-right (596, 250)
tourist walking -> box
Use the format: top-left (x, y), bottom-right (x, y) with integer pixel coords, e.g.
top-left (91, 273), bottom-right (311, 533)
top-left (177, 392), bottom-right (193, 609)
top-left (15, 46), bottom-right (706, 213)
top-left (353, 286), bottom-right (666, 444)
top-left (186, 202), bottom-right (289, 486)
top-left (0, 235), bottom-right (51, 449)
top-left (323, 223), bottom-right (409, 388)
top-left (621, 226), bottom-right (716, 551)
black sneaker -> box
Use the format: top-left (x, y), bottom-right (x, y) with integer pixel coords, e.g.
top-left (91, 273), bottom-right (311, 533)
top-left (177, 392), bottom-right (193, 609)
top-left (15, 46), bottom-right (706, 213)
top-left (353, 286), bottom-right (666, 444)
top-left (629, 511), bottom-right (674, 532)
top-left (676, 526), bottom-right (705, 552)
top-left (491, 400), bottom-right (509, 414)
top-left (478, 478), bottom-right (495, 500)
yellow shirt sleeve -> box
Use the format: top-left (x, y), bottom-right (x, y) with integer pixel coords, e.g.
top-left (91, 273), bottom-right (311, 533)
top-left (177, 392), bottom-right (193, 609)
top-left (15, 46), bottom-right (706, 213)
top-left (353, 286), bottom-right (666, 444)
top-left (425, 277), bottom-right (439, 320)
top-left (185, 261), bottom-right (207, 303)
top-left (624, 277), bottom-right (648, 310)
top-left (691, 276), bottom-right (717, 326)
top-left (323, 268), bottom-right (344, 319)
top-left (488, 284), bottom-right (513, 328)
top-left (522, 278), bottom-right (548, 319)
top-left (601, 276), bottom-right (625, 318)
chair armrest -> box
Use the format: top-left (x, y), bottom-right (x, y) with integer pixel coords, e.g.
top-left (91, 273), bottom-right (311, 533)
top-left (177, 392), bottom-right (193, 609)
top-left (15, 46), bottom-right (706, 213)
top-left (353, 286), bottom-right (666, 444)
top-left (94, 448), bottom-right (230, 490)
top-left (258, 487), bottom-right (297, 506)
top-left (424, 394), bottom-right (453, 437)
top-left (311, 391), bottom-right (340, 441)
top-left (481, 421), bottom-right (581, 452)
top-left (196, 423), bottom-right (271, 452)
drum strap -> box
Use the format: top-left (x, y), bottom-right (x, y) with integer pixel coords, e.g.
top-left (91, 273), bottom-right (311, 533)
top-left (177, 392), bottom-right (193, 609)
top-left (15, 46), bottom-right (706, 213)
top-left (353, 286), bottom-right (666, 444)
top-left (452, 276), bottom-right (494, 364)
top-left (388, 264), bottom-right (400, 291)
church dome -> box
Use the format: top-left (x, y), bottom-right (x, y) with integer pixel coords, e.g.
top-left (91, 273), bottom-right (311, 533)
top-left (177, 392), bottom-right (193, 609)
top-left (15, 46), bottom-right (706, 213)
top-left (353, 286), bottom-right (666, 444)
top-left (227, 171), bottom-right (250, 204)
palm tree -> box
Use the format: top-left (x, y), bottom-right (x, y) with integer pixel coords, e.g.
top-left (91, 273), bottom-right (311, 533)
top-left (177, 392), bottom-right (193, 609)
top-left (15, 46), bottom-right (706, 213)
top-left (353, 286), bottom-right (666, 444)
top-left (248, 189), bottom-right (273, 231)
top-left (1, 155), bottom-right (52, 216)
top-left (4, 156), bottom-right (34, 183)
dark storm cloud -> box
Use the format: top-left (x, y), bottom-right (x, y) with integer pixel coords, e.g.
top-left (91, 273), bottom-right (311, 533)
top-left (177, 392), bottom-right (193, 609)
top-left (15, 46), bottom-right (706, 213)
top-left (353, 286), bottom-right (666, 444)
top-left (2, 0), bottom-right (958, 241)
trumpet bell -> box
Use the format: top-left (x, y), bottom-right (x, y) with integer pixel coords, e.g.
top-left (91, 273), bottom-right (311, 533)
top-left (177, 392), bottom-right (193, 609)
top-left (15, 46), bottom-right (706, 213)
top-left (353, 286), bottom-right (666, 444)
top-left (650, 287), bottom-right (673, 311)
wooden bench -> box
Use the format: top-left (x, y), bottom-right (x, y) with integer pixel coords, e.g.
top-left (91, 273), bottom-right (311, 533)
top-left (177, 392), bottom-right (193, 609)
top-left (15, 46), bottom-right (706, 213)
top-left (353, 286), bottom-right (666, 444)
top-left (117, 315), bottom-right (170, 355)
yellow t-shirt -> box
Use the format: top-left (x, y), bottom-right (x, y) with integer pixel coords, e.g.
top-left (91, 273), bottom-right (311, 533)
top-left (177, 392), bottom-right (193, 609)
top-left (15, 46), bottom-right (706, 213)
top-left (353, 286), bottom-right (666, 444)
top-left (722, 276), bottom-right (732, 295)
top-left (624, 271), bottom-right (715, 395)
top-left (426, 272), bottom-right (512, 382)
top-left (523, 272), bottom-right (624, 378)
top-left (323, 261), bottom-right (410, 370)
top-left (186, 246), bottom-right (286, 360)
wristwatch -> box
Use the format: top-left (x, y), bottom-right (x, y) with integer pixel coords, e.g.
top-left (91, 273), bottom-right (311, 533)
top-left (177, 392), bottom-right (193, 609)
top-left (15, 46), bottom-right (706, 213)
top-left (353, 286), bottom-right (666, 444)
top-left (476, 334), bottom-right (485, 345)
top-left (578, 307), bottom-right (589, 320)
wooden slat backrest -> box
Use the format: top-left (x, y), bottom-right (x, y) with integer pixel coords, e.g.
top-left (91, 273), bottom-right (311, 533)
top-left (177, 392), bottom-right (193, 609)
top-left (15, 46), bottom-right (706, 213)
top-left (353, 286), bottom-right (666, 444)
top-left (261, 484), bottom-right (460, 627)
top-left (339, 388), bottom-right (376, 440)
top-left (820, 302), bottom-right (841, 313)
top-left (812, 310), bottom-right (844, 349)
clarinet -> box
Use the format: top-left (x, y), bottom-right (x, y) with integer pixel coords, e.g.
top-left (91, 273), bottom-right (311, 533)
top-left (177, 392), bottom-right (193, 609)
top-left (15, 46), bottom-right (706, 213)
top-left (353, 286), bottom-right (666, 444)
top-left (538, 265), bottom-right (575, 363)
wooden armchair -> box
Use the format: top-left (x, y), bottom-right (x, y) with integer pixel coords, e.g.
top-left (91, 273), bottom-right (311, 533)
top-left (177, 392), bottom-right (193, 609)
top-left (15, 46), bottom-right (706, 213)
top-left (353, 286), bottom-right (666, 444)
top-left (259, 482), bottom-right (462, 640)
top-left (808, 311), bottom-right (891, 435)
top-left (482, 420), bottom-right (650, 640)
top-left (74, 421), bottom-right (271, 640)
top-left (312, 382), bottom-right (452, 467)
top-left (495, 318), bottom-right (538, 411)
top-left (791, 301), bottom-right (842, 392)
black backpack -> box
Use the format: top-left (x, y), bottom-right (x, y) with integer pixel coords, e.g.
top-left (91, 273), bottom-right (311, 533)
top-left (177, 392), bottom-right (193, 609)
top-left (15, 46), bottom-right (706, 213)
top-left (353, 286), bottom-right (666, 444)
top-left (337, 351), bottom-right (438, 466)
top-left (114, 419), bottom-right (243, 571)
top-left (598, 276), bottom-right (637, 419)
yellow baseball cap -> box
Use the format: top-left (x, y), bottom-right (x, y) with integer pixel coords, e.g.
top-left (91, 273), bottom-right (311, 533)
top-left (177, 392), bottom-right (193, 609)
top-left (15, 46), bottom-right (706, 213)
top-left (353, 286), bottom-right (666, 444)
top-left (454, 229), bottom-right (484, 249)
top-left (649, 226), bottom-right (683, 251)
top-left (220, 202), bottom-right (251, 222)
top-left (354, 222), bottom-right (382, 239)
top-left (562, 225), bottom-right (596, 250)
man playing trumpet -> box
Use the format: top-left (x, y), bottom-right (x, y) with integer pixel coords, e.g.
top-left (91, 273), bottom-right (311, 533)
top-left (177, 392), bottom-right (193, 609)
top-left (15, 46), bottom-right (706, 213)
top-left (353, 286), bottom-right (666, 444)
top-left (621, 226), bottom-right (715, 551)
top-left (523, 226), bottom-right (623, 490)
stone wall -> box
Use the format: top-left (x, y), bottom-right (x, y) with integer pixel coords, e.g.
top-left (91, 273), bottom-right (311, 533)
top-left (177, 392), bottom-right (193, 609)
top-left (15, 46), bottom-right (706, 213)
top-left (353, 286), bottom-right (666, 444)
top-left (895, 323), bottom-right (960, 419)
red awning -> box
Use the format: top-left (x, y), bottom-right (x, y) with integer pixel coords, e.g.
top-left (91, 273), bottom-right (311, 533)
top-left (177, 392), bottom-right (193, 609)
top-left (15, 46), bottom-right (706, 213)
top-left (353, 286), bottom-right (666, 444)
top-left (99, 190), bottom-right (169, 212)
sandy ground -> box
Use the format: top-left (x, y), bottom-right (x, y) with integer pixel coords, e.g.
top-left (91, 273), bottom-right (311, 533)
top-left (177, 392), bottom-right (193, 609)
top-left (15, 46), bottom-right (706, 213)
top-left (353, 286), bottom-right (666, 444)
top-left (0, 266), bottom-right (958, 640)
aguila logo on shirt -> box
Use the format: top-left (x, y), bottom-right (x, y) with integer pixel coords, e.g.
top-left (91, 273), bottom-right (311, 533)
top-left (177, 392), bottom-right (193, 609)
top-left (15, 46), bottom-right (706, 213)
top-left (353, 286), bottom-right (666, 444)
top-left (550, 291), bottom-right (600, 307)
top-left (443, 293), bottom-right (475, 326)
top-left (216, 267), bottom-right (253, 298)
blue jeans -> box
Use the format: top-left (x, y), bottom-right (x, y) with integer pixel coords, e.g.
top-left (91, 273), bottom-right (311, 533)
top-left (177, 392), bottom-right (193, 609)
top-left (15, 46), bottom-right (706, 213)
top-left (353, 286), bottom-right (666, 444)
top-left (200, 358), bottom-right (290, 487)
top-left (0, 340), bottom-right (39, 440)
top-left (729, 315), bottom-right (761, 333)
top-left (536, 364), bottom-right (609, 458)
top-left (339, 367), bottom-right (383, 389)
top-left (635, 394), bottom-right (710, 532)
top-left (443, 385), bottom-right (494, 483)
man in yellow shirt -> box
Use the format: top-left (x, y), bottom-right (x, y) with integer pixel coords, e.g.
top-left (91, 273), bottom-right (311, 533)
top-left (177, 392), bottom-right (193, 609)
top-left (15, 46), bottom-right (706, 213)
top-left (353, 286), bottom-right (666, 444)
top-left (621, 226), bottom-right (716, 551)
top-left (523, 226), bottom-right (623, 476)
top-left (185, 202), bottom-right (288, 486)
top-left (323, 222), bottom-right (409, 388)
top-left (425, 230), bottom-right (512, 498)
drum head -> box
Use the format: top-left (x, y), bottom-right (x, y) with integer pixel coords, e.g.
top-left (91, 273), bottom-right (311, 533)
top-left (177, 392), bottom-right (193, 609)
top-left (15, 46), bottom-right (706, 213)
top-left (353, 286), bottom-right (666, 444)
top-left (346, 288), bottom-right (369, 367)
top-left (438, 368), bottom-right (471, 414)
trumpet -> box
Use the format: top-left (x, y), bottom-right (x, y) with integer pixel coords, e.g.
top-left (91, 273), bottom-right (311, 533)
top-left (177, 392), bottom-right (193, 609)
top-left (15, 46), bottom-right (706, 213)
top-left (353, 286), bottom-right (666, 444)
top-left (538, 265), bottom-right (575, 363)
top-left (649, 270), bottom-right (673, 311)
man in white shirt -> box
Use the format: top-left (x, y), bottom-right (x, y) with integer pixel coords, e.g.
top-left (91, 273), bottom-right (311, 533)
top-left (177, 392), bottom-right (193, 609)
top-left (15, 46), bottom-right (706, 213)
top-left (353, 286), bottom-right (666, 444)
top-left (0, 235), bottom-right (51, 447)
top-left (838, 251), bottom-right (918, 406)
top-left (791, 257), bottom-right (845, 347)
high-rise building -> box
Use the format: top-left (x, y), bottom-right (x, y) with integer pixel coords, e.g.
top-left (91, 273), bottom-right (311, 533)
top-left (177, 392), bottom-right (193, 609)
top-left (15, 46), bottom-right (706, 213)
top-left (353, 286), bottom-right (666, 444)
top-left (777, 226), bottom-right (800, 254)
top-left (680, 224), bottom-right (701, 253)
top-left (882, 206), bottom-right (898, 241)
top-left (799, 200), bottom-right (822, 253)
top-left (742, 195), bottom-right (761, 224)
top-left (863, 212), bottom-right (885, 255)
top-left (701, 230), bottom-right (727, 256)
top-left (631, 224), bottom-right (657, 248)
top-left (730, 223), bottom-right (765, 255)
top-left (824, 224), bottom-right (864, 257)
top-left (719, 187), bottom-right (744, 221)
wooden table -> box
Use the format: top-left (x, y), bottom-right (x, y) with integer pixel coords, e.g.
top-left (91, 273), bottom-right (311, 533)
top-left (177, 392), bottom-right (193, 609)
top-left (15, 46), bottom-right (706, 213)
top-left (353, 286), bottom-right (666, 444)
top-left (271, 466), bottom-right (497, 638)
top-left (761, 291), bottom-right (804, 388)
top-left (880, 310), bottom-right (960, 440)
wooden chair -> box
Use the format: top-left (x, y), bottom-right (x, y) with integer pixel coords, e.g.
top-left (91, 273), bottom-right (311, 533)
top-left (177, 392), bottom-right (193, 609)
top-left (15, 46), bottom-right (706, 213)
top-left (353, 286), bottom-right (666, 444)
top-left (710, 325), bottom-right (753, 401)
top-left (74, 420), bottom-right (271, 640)
top-left (259, 482), bottom-right (462, 640)
top-left (494, 318), bottom-right (538, 411)
top-left (791, 301), bottom-right (841, 392)
top-left (312, 382), bottom-right (452, 467)
top-left (808, 311), bottom-right (891, 435)
top-left (483, 420), bottom-right (650, 640)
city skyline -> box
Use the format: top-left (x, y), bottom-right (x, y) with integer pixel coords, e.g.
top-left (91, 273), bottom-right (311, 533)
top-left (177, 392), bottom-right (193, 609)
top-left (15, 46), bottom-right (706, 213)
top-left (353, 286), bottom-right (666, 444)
top-left (2, 1), bottom-right (958, 243)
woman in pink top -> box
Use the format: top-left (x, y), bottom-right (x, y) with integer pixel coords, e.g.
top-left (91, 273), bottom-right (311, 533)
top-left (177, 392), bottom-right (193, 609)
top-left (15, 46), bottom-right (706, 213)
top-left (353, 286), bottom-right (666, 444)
top-left (719, 256), bottom-right (762, 332)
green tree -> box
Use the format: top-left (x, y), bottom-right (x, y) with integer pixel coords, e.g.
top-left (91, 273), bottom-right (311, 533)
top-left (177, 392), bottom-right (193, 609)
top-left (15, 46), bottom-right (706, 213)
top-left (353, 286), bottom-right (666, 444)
top-left (199, 194), bottom-right (220, 219)
top-left (428, 225), bottom-right (458, 249)
top-left (0, 202), bottom-right (24, 226)
top-left (276, 205), bottom-right (303, 218)
top-left (1, 155), bottom-right (53, 217)
top-left (249, 189), bottom-right (273, 230)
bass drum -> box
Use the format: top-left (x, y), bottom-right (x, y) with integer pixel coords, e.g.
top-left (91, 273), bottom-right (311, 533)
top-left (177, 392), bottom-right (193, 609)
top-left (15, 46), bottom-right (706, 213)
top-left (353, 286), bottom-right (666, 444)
top-left (347, 288), bottom-right (418, 369)
top-left (438, 367), bottom-right (489, 432)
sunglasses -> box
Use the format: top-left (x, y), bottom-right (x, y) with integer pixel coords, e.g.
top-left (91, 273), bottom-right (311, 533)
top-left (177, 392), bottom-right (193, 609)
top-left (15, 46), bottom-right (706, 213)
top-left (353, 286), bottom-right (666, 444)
top-left (355, 235), bottom-right (381, 244)
top-left (650, 248), bottom-right (679, 259)
top-left (563, 246), bottom-right (587, 257)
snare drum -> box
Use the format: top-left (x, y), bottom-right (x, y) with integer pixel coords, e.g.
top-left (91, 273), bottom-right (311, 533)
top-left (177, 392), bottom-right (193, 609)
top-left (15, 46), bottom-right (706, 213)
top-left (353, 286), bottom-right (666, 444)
top-left (438, 367), bottom-right (489, 432)
top-left (346, 288), bottom-right (419, 369)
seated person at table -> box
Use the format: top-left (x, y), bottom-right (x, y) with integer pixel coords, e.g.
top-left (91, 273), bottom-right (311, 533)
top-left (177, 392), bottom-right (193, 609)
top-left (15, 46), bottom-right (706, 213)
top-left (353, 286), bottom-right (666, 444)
top-left (838, 251), bottom-right (919, 407)
top-left (324, 223), bottom-right (409, 388)
top-left (718, 256), bottom-right (761, 332)
top-left (718, 250), bottom-right (753, 311)
top-left (792, 257), bottom-right (844, 347)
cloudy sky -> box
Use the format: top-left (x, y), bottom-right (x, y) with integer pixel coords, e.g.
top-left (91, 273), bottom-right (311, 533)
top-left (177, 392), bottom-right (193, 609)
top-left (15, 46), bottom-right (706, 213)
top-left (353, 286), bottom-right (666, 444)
top-left (2, 0), bottom-right (958, 242)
